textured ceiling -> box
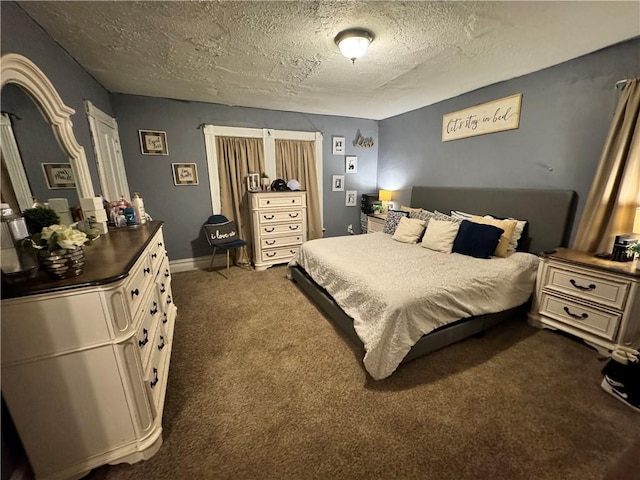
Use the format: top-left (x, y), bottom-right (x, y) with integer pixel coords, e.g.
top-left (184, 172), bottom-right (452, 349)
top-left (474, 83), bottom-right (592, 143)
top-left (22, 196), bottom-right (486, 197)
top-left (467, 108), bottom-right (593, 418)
top-left (18, 1), bottom-right (640, 120)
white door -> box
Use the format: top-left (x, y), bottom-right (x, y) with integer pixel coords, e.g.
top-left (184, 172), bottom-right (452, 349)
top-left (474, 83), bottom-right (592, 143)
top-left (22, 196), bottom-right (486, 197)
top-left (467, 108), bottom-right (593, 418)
top-left (0, 113), bottom-right (33, 212)
top-left (85, 101), bottom-right (130, 203)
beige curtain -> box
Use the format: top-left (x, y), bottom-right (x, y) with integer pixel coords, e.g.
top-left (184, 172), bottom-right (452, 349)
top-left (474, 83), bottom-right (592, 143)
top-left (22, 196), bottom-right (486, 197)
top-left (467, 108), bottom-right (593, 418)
top-left (216, 136), bottom-right (265, 265)
top-left (572, 78), bottom-right (640, 253)
top-left (275, 140), bottom-right (322, 240)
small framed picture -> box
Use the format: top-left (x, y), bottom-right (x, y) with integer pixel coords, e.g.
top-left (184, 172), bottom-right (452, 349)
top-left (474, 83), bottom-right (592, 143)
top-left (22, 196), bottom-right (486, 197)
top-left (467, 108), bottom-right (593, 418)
top-left (345, 155), bottom-right (358, 173)
top-left (172, 163), bottom-right (199, 186)
top-left (332, 136), bottom-right (345, 155)
top-left (345, 190), bottom-right (358, 207)
top-left (139, 130), bottom-right (169, 155)
top-left (42, 163), bottom-right (76, 189)
top-left (332, 174), bottom-right (345, 192)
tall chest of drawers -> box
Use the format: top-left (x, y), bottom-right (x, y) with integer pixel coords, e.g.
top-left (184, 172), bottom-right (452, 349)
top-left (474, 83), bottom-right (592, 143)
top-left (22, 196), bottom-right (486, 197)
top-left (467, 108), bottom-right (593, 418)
top-left (1, 222), bottom-right (177, 480)
top-left (528, 248), bottom-right (640, 354)
top-left (249, 191), bottom-right (307, 271)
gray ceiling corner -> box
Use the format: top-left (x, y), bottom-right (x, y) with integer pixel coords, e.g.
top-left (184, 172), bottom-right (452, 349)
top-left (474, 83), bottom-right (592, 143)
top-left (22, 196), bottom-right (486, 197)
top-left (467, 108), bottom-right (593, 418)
top-left (17, 1), bottom-right (640, 120)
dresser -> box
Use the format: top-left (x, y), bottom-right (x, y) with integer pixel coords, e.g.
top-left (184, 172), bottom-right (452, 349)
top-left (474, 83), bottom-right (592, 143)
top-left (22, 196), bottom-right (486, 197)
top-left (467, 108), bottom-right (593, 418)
top-left (367, 214), bottom-right (386, 233)
top-left (249, 191), bottom-right (307, 271)
top-left (528, 248), bottom-right (640, 354)
top-left (1, 222), bottom-right (177, 480)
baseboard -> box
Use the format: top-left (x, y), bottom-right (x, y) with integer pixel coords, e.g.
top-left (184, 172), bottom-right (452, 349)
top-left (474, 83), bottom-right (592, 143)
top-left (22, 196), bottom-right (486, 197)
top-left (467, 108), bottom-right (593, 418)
top-left (169, 255), bottom-right (211, 273)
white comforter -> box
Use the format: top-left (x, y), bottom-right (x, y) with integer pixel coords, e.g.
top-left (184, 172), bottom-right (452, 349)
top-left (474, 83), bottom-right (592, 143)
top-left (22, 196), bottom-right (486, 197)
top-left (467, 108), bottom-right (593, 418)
top-left (288, 232), bottom-right (539, 380)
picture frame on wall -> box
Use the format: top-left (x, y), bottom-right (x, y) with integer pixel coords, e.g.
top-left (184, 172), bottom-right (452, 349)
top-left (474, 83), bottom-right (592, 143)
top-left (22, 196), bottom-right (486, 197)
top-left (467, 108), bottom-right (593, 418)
top-left (332, 136), bottom-right (345, 155)
top-left (345, 190), bottom-right (358, 207)
top-left (42, 163), bottom-right (76, 189)
top-left (345, 155), bottom-right (358, 173)
top-left (332, 174), bottom-right (345, 192)
top-left (172, 163), bottom-right (199, 186)
top-left (139, 129), bottom-right (169, 155)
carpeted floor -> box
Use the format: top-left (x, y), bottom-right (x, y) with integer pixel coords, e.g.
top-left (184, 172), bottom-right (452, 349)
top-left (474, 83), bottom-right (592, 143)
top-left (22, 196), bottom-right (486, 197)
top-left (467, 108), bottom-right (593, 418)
top-left (87, 265), bottom-right (639, 480)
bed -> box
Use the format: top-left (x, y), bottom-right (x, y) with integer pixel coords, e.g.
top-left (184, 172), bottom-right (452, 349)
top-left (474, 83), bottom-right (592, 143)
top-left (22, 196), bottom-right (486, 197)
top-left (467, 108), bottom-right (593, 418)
top-left (288, 186), bottom-right (577, 380)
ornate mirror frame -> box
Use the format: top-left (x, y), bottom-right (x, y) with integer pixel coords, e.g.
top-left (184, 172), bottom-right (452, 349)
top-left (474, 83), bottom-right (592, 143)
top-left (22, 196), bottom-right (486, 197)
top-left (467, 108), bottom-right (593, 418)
top-left (1, 53), bottom-right (95, 202)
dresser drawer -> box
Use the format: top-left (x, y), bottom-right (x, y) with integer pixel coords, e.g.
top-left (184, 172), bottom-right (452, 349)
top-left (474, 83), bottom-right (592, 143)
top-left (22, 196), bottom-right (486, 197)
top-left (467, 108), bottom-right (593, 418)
top-left (124, 256), bottom-right (154, 318)
top-left (544, 265), bottom-right (629, 310)
top-left (259, 223), bottom-right (303, 236)
top-left (539, 292), bottom-right (621, 340)
top-left (136, 289), bottom-right (161, 371)
top-left (261, 234), bottom-right (303, 249)
top-left (148, 231), bottom-right (166, 275)
top-left (256, 194), bottom-right (304, 208)
top-left (145, 325), bottom-right (169, 413)
top-left (262, 245), bottom-right (300, 262)
top-left (258, 209), bottom-right (303, 224)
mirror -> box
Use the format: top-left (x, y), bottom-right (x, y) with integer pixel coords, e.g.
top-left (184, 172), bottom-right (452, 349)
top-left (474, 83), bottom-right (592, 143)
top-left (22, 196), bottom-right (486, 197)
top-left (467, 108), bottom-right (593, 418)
top-left (0, 53), bottom-right (95, 216)
top-left (1, 84), bottom-right (79, 213)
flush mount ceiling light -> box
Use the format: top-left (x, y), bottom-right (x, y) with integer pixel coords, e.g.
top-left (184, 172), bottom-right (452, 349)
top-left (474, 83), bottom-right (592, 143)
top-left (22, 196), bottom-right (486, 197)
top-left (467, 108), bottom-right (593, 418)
top-left (334, 29), bottom-right (374, 64)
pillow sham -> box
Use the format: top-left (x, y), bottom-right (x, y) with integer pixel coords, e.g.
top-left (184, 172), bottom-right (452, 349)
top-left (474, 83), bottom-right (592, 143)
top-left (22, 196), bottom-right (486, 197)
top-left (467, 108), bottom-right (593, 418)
top-left (433, 210), bottom-right (463, 224)
top-left (482, 215), bottom-right (528, 253)
top-left (421, 219), bottom-right (460, 253)
top-left (382, 210), bottom-right (410, 234)
top-left (471, 215), bottom-right (518, 258)
top-left (409, 209), bottom-right (435, 227)
top-left (400, 205), bottom-right (421, 215)
top-left (450, 210), bottom-right (476, 220)
top-left (392, 217), bottom-right (426, 244)
top-left (452, 220), bottom-right (504, 259)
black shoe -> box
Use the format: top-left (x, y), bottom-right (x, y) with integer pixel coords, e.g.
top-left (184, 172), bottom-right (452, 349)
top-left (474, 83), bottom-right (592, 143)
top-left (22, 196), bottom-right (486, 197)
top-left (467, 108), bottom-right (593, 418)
top-left (601, 376), bottom-right (640, 413)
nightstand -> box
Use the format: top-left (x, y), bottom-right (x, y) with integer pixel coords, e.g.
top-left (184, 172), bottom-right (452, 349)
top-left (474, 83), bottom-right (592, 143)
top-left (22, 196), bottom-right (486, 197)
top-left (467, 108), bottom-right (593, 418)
top-left (528, 248), bottom-right (640, 354)
top-left (367, 214), bottom-right (386, 234)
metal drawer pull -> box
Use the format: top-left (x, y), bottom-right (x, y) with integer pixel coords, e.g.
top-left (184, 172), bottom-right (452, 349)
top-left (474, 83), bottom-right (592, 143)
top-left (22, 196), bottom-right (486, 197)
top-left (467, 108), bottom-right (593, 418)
top-left (289, 213), bottom-right (299, 218)
top-left (160, 283), bottom-right (166, 293)
top-left (569, 279), bottom-right (596, 291)
top-left (290, 249), bottom-right (297, 254)
top-left (150, 368), bottom-right (159, 388)
top-left (563, 306), bottom-right (588, 320)
top-left (266, 240), bottom-right (276, 245)
top-left (131, 288), bottom-right (139, 298)
top-left (264, 215), bottom-right (275, 220)
top-left (151, 253), bottom-right (158, 259)
top-left (162, 312), bottom-right (168, 324)
top-left (266, 200), bottom-right (270, 204)
top-left (158, 336), bottom-right (165, 350)
top-left (150, 302), bottom-right (158, 315)
top-left (265, 227), bottom-right (275, 233)
top-left (167, 295), bottom-right (172, 305)
top-left (289, 225), bottom-right (299, 230)
top-left (158, 242), bottom-right (163, 247)
top-left (164, 269), bottom-right (170, 278)
top-left (266, 252), bottom-right (276, 258)
top-left (138, 328), bottom-right (149, 347)
top-left (144, 267), bottom-right (151, 275)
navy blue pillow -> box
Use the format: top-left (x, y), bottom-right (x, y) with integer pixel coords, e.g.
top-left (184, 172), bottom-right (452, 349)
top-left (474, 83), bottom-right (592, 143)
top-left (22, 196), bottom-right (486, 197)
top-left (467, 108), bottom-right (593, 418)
top-left (452, 220), bottom-right (504, 259)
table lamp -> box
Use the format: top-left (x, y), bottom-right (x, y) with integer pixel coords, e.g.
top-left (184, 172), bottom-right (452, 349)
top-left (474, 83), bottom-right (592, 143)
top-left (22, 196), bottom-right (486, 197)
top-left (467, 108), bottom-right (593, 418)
top-left (379, 190), bottom-right (392, 213)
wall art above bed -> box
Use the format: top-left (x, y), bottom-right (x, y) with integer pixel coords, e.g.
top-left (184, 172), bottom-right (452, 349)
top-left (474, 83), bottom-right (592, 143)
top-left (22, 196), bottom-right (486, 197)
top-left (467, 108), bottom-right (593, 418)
top-left (442, 93), bottom-right (522, 142)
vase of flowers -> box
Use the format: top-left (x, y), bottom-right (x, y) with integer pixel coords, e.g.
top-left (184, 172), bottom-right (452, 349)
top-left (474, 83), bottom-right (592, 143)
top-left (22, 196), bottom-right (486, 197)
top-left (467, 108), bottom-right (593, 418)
top-left (30, 224), bottom-right (92, 279)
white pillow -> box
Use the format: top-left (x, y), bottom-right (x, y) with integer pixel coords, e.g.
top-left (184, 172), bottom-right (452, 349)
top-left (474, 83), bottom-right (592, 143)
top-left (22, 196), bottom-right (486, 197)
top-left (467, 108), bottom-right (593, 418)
top-left (392, 217), bottom-right (426, 244)
top-left (421, 219), bottom-right (460, 253)
top-left (450, 210), bottom-right (475, 220)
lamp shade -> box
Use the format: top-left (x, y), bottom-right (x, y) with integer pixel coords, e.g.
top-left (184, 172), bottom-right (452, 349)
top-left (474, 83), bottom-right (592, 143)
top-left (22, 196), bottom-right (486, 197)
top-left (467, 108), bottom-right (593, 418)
top-left (634, 207), bottom-right (640, 234)
top-left (335, 29), bottom-right (374, 63)
top-left (379, 190), bottom-right (392, 202)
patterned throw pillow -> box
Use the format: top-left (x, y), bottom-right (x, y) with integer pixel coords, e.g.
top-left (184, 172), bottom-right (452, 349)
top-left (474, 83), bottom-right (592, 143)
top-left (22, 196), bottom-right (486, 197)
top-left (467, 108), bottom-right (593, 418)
top-left (383, 210), bottom-right (409, 234)
top-left (433, 210), bottom-right (463, 224)
top-left (409, 209), bottom-right (436, 229)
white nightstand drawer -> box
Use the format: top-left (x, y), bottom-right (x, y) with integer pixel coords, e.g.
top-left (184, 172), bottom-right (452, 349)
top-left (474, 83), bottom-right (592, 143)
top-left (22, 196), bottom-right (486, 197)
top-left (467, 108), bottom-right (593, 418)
top-left (545, 265), bottom-right (629, 310)
top-left (261, 234), bottom-right (303, 248)
top-left (257, 194), bottom-right (305, 208)
top-left (539, 293), bottom-right (620, 341)
top-left (261, 245), bottom-right (300, 262)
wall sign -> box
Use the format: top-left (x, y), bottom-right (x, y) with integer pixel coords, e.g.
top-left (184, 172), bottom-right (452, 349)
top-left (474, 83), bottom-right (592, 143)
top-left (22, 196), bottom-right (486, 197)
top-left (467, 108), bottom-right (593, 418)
top-left (442, 94), bottom-right (522, 142)
top-left (42, 163), bottom-right (76, 189)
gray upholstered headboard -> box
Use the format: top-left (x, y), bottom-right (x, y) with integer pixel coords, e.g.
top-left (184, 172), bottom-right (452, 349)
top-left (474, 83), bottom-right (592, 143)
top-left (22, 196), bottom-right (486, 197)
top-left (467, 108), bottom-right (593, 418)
top-left (410, 187), bottom-right (577, 254)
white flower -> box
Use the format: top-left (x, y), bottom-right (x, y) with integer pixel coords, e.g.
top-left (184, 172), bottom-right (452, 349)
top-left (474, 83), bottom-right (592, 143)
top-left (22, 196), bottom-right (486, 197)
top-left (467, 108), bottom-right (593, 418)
top-left (40, 224), bottom-right (88, 250)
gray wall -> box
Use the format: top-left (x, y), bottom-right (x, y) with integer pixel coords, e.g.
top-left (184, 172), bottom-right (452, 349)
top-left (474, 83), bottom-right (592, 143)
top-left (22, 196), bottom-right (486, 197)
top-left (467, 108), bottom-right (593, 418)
top-left (110, 94), bottom-right (378, 260)
top-left (378, 37), bottom-right (640, 242)
top-left (1, 1), bottom-right (114, 198)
